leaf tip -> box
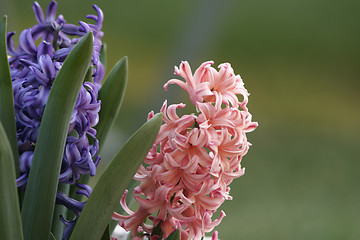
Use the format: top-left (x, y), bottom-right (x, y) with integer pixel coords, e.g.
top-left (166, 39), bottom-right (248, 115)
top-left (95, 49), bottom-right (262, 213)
top-left (1, 15), bottom-right (7, 25)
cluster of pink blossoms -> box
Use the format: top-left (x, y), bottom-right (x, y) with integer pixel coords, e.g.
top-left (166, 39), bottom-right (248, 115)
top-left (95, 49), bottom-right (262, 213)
top-left (112, 61), bottom-right (258, 239)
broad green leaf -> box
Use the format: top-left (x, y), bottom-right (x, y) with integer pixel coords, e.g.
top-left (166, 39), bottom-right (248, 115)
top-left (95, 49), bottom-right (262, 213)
top-left (70, 113), bottom-right (162, 240)
top-left (100, 224), bottom-right (111, 240)
top-left (109, 179), bottom-right (138, 234)
top-left (166, 230), bottom-right (181, 240)
top-left (0, 16), bottom-right (19, 176)
top-left (96, 56), bottom-right (128, 153)
top-left (0, 122), bottom-right (23, 240)
top-left (21, 32), bottom-right (93, 240)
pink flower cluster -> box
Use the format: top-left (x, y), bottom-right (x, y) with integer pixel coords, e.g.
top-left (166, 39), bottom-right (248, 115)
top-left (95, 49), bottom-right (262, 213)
top-left (113, 61), bottom-right (258, 239)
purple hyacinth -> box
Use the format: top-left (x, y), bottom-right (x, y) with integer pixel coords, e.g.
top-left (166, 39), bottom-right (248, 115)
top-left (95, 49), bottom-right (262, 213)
top-left (8, 1), bottom-right (105, 239)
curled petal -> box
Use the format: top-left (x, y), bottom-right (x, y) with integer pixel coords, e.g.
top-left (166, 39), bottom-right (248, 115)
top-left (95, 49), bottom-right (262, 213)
top-left (29, 66), bottom-right (49, 85)
top-left (19, 29), bottom-right (37, 54)
top-left (38, 54), bottom-right (56, 79)
top-left (6, 32), bottom-right (17, 55)
top-left (16, 173), bottom-right (28, 187)
top-left (76, 184), bottom-right (93, 198)
top-left (86, 5), bottom-right (104, 30)
top-left (79, 21), bottom-right (92, 33)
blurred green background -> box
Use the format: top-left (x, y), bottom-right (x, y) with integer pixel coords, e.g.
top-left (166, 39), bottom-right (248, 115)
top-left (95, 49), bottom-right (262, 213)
top-left (1, 0), bottom-right (359, 239)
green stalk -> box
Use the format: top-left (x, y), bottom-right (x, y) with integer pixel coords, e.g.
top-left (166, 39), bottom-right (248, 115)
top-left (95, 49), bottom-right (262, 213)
top-left (51, 183), bottom-right (70, 240)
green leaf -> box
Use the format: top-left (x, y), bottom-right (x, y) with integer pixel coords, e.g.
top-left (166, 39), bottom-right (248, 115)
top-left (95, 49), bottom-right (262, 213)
top-left (84, 66), bottom-right (94, 83)
top-left (0, 122), bottom-right (23, 240)
top-left (96, 56), bottom-right (128, 153)
top-left (21, 32), bottom-right (93, 240)
top-left (70, 113), bottom-right (163, 240)
top-left (99, 43), bottom-right (107, 70)
top-left (166, 230), bottom-right (181, 240)
top-left (49, 232), bottom-right (56, 240)
top-left (100, 224), bottom-right (111, 240)
top-left (0, 16), bottom-right (19, 177)
top-left (109, 179), bottom-right (138, 234)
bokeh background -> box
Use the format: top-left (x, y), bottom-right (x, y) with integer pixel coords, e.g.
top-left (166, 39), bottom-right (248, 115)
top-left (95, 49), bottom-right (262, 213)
top-left (1, 0), bottom-right (359, 239)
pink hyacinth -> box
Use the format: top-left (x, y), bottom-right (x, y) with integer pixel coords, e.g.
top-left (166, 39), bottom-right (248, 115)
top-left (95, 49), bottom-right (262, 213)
top-left (113, 61), bottom-right (258, 239)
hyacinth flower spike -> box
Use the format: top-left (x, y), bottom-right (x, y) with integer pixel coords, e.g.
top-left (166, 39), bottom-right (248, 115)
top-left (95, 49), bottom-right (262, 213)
top-left (112, 61), bottom-right (258, 239)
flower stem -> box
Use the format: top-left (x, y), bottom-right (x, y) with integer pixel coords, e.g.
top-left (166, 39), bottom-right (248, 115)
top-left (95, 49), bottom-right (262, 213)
top-left (51, 183), bottom-right (70, 240)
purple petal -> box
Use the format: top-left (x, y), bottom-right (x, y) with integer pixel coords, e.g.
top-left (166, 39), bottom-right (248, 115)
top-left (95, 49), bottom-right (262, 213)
top-left (37, 41), bottom-right (54, 59)
top-left (93, 4), bottom-right (103, 30)
top-left (59, 168), bottom-right (72, 182)
top-left (76, 184), bottom-right (92, 198)
top-left (29, 66), bottom-right (48, 85)
top-left (38, 54), bottom-right (56, 79)
top-left (58, 32), bottom-right (72, 47)
top-left (19, 67), bottom-right (31, 78)
top-left (56, 191), bottom-right (85, 213)
top-left (32, 2), bottom-right (45, 23)
top-left (18, 111), bottom-right (36, 128)
top-left (59, 215), bottom-right (76, 240)
top-left (94, 63), bottom-right (105, 83)
top-left (30, 23), bottom-right (49, 40)
top-left (55, 14), bottom-right (65, 25)
top-left (65, 142), bottom-right (81, 164)
top-left (62, 24), bottom-right (82, 36)
top-left (29, 126), bottom-right (40, 142)
top-left (56, 183), bottom-right (92, 239)
top-left (19, 151), bottom-right (33, 173)
top-left (19, 59), bottom-right (38, 69)
top-left (6, 32), bottom-right (17, 55)
top-left (54, 47), bottom-right (72, 61)
top-left (43, 32), bottom-right (53, 43)
top-left (86, 15), bottom-right (97, 22)
top-left (46, 1), bottom-right (57, 22)
top-left (93, 155), bottom-right (100, 167)
top-left (78, 21), bottom-right (91, 33)
top-left (87, 127), bottom-right (97, 137)
top-left (88, 160), bottom-right (96, 176)
top-left (33, 85), bottom-right (50, 107)
top-left (19, 29), bottom-right (37, 54)
top-left (16, 173), bottom-right (28, 187)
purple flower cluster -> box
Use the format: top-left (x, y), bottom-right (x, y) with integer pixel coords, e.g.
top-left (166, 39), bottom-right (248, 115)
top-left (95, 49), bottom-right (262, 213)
top-left (7, 1), bottom-right (104, 238)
